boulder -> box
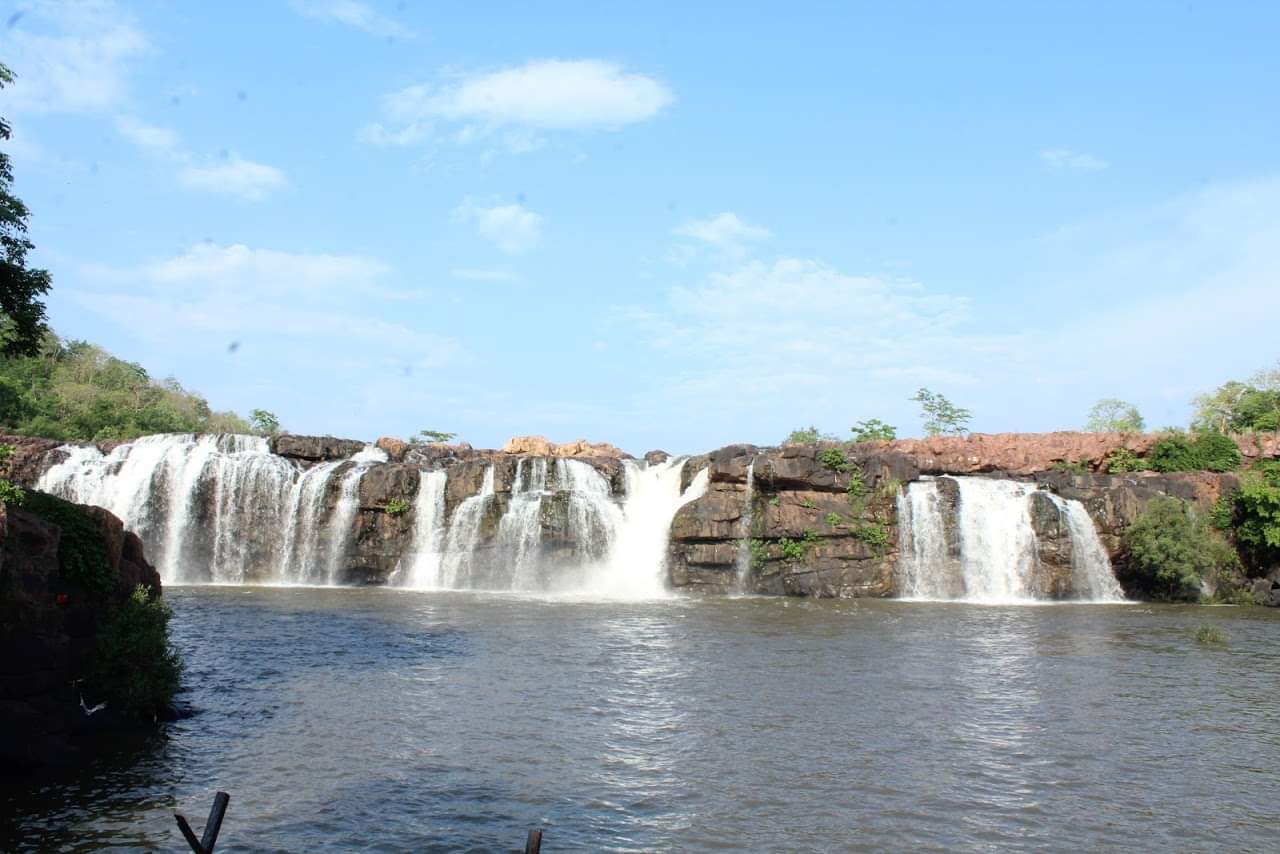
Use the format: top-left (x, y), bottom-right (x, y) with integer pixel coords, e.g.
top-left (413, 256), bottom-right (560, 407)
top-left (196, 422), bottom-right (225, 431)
top-left (501, 435), bottom-right (630, 460)
top-left (272, 434), bottom-right (367, 462)
top-left (644, 450), bottom-right (670, 465)
top-left (375, 436), bottom-right (409, 462)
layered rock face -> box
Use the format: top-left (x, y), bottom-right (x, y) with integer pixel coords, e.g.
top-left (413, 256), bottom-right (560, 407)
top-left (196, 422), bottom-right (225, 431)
top-left (668, 444), bottom-right (918, 597)
top-left (0, 497), bottom-right (162, 773)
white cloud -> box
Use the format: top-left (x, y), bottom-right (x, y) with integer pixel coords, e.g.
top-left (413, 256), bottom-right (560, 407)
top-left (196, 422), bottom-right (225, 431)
top-left (114, 115), bottom-right (179, 153)
top-left (674, 212), bottom-right (772, 256)
top-left (451, 268), bottom-right (519, 283)
top-left (358, 121), bottom-right (428, 147)
top-left (0, 0), bottom-right (146, 114)
top-left (65, 243), bottom-right (460, 377)
top-left (1040, 148), bottom-right (1108, 172)
top-left (367, 59), bottom-right (673, 151)
top-left (291, 0), bottom-right (416, 39)
top-left (451, 198), bottom-right (543, 253)
top-left (178, 157), bottom-right (287, 200)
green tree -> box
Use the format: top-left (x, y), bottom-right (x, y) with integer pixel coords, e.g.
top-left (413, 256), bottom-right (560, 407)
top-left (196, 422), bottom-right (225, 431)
top-left (1191, 367), bottom-right (1280, 433)
top-left (1233, 464), bottom-right (1280, 566)
top-left (0, 64), bottom-right (52, 356)
top-left (783, 425), bottom-right (834, 445)
top-left (418, 429), bottom-right (457, 443)
top-left (850, 418), bottom-right (896, 442)
top-left (249, 408), bottom-right (281, 436)
top-left (1126, 496), bottom-right (1240, 601)
top-left (1085, 398), bottom-right (1145, 432)
top-left (910, 388), bottom-right (971, 437)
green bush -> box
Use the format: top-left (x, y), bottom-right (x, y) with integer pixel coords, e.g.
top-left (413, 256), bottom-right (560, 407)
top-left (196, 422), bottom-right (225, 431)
top-left (818, 447), bottom-right (851, 473)
top-left (748, 538), bottom-right (769, 571)
top-left (22, 491), bottom-right (116, 597)
top-left (1147, 433), bottom-right (1241, 473)
top-left (853, 521), bottom-right (890, 548)
top-left (0, 442), bottom-right (24, 506)
top-left (783, 425), bottom-right (834, 445)
top-left (83, 585), bottom-right (181, 719)
top-left (825, 511), bottom-right (843, 528)
top-left (1103, 448), bottom-right (1147, 473)
top-left (1051, 459), bottom-right (1089, 475)
top-left (1126, 496), bottom-right (1241, 601)
top-left (385, 497), bottom-right (411, 516)
top-left (1234, 469), bottom-right (1280, 563)
top-left (778, 530), bottom-right (819, 561)
top-left (850, 419), bottom-right (896, 443)
top-left (845, 468), bottom-right (866, 501)
top-left (1194, 624), bottom-right (1227, 645)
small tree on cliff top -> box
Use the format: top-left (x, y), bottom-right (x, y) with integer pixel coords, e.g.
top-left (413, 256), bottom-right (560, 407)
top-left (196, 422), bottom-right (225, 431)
top-left (418, 429), bottom-right (456, 443)
top-left (911, 388), bottom-right (970, 437)
top-left (1085, 398), bottom-right (1145, 433)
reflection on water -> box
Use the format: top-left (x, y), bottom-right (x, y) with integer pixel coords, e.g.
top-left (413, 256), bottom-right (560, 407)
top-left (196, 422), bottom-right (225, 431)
top-left (3, 587), bottom-right (1279, 852)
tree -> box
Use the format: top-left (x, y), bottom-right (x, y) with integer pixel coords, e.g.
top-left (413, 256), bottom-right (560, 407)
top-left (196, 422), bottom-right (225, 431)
top-left (1085, 398), bottom-right (1145, 433)
top-left (0, 63), bottom-right (52, 356)
top-left (248, 409), bottom-right (281, 436)
top-left (910, 388), bottom-right (971, 437)
top-left (850, 418), bottom-right (896, 443)
top-left (1191, 381), bottom-right (1251, 433)
top-left (1126, 496), bottom-right (1240, 601)
top-left (418, 429), bottom-right (456, 443)
top-left (1191, 367), bottom-right (1280, 434)
top-left (782, 425), bottom-right (834, 445)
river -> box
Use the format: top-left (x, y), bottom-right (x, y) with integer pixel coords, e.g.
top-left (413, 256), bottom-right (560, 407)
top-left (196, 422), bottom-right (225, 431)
top-left (3, 588), bottom-right (1278, 852)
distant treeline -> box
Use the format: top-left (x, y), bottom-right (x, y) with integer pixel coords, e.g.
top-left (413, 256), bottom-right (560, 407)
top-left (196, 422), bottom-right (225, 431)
top-left (0, 332), bottom-right (250, 442)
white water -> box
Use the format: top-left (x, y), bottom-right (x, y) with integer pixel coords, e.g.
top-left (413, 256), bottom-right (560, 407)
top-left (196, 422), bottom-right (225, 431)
top-left (438, 466), bottom-right (496, 589)
top-left (734, 460), bottom-right (756, 590)
top-left (395, 470), bottom-right (448, 589)
top-left (897, 476), bottom-right (1124, 603)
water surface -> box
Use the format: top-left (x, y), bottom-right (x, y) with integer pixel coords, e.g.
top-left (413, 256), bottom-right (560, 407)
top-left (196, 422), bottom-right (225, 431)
top-left (4, 588), bottom-right (1278, 852)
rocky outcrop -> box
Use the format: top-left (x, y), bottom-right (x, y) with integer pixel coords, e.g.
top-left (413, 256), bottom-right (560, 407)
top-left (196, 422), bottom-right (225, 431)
top-left (668, 444), bottom-right (915, 597)
top-left (0, 495), bottom-right (163, 775)
top-left (860, 431), bottom-right (1279, 476)
top-left (272, 434), bottom-right (368, 462)
top-left (501, 435), bottom-right (630, 460)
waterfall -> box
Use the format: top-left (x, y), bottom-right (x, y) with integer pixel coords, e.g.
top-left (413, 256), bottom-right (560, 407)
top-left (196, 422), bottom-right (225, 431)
top-left (440, 466), bottom-right (496, 589)
top-left (499, 458), bottom-right (550, 588)
top-left (36, 433), bottom-right (386, 585)
top-left (395, 470), bottom-right (448, 589)
top-left (897, 476), bottom-right (1125, 603)
top-left (896, 480), bottom-right (955, 599)
top-left (734, 460), bottom-right (756, 590)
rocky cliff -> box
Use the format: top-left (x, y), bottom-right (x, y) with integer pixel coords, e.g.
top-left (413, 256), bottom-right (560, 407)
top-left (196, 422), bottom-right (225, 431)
top-left (0, 493), bottom-right (164, 774)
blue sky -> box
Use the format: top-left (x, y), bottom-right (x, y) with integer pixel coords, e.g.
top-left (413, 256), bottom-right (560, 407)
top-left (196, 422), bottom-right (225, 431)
top-left (2, 1), bottom-right (1279, 454)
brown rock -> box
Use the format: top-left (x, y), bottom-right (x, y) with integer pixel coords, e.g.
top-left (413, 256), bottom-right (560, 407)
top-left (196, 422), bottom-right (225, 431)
top-left (375, 436), bottom-right (409, 462)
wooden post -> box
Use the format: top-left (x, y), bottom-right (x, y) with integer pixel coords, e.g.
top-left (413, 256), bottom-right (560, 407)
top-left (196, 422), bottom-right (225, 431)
top-left (175, 791), bottom-right (230, 854)
top-left (525, 827), bottom-right (543, 854)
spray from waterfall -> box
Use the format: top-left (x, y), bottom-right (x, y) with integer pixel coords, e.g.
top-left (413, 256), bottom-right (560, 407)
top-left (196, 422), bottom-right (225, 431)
top-left (734, 459), bottom-right (756, 591)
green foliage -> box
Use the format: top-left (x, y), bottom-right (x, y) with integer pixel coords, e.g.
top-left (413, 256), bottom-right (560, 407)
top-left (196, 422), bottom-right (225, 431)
top-left (1126, 496), bottom-right (1241, 601)
top-left (1051, 459), bottom-right (1089, 475)
top-left (0, 441), bottom-right (22, 506)
top-left (879, 477), bottom-right (902, 499)
top-left (783, 425), bottom-right (834, 445)
top-left (1147, 433), bottom-right (1241, 473)
top-left (910, 388), bottom-right (971, 437)
top-left (850, 418), bottom-right (896, 443)
top-left (248, 408), bottom-right (281, 436)
top-left (799, 497), bottom-right (816, 509)
top-left (825, 511), bottom-right (843, 528)
top-left (748, 538), bottom-right (769, 571)
top-left (22, 491), bottom-right (116, 597)
top-left (0, 332), bottom-right (251, 441)
top-left (1233, 469), bottom-right (1280, 563)
top-left (1192, 366), bottom-right (1280, 433)
top-left (778, 529), bottom-right (819, 561)
top-left (852, 521), bottom-right (890, 548)
top-left (1085, 398), bottom-right (1145, 433)
top-left (1210, 494), bottom-right (1236, 531)
top-left (768, 495), bottom-right (780, 507)
top-left (845, 467), bottom-right (866, 500)
top-left (83, 585), bottom-right (181, 719)
top-left (1194, 624), bottom-right (1227, 646)
top-left (418, 429), bottom-right (457, 443)
top-left (385, 497), bottom-right (411, 516)
top-left (818, 446), bottom-right (851, 473)
top-left (0, 65), bottom-right (52, 357)
top-left (1103, 447), bottom-right (1147, 473)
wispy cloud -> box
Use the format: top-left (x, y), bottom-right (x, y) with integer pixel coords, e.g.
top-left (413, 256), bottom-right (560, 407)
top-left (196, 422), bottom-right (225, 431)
top-left (290, 0), bottom-right (416, 39)
top-left (0, 0), bottom-right (146, 114)
top-left (1039, 148), bottom-right (1108, 172)
top-left (113, 116), bottom-right (286, 201)
top-left (451, 198), bottom-right (544, 253)
top-left (451, 268), bottom-right (520, 283)
top-left (65, 243), bottom-right (460, 377)
top-left (178, 157), bottom-right (287, 201)
top-left (363, 59), bottom-right (673, 153)
top-left (674, 212), bottom-right (771, 258)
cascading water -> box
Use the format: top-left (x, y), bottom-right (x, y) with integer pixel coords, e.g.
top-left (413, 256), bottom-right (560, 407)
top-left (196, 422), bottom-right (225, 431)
top-left (439, 466), bottom-right (496, 589)
top-left (897, 476), bottom-right (1125, 603)
top-left (36, 433), bottom-right (386, 585)
top-left (734, 460), bottom-right (756, 590)
top-left (499, 458), bottom-right (550, 588)
top-left (394, 470), bottom-right (448, 589)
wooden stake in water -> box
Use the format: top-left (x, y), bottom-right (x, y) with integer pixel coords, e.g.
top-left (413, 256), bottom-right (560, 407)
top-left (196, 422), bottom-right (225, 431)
top-left (175, 791), bottom-right (230, 854)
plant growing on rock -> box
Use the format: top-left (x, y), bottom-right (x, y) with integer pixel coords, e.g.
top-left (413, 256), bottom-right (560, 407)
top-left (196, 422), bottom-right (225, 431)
top-left (853, 521), bottom-right (890, 549)
top-left (784, 425), bottom-right (835, 445)
top-left (249, 409), bottom-right (281, 436)
top-left (1085, 398), bottom-right (1145, 433)
top-left (911, 388), bottom-right (971, 437)
top-left (825, 511), bottom-right (843, 528)
top-left (84, 585), bottom-right (181, 719)
top-left (0, 442), bottom-right (24, 507)
top-left (818, 447), bottom-right (851, 473)
top-left (1232, 465), bottom-right (1280, 566)
top-left (1051, 459), bottom-right (1089, 475)
top-left (800, 497), bottom-right (816, 509)
top-left (748, 538), bottom-right (769, 571)
top-left (778, 530), bottom-right (819, 561)
top-left (1103, 447), bottom-right (1146, 473)
top-left (1194, 624), bottom-right (1227, 645)
top-left (1126, 496), bottom-right (1241, 601)
top-left (385, 497), bottom-right (411, 516)
top-left (418, 429), bottom-right (457, 443)
top-left (1148, 433), bottom-right (1241, 473)
top-left (845, 467), bottom-right (866, 500)
top-left (850, 419), bottom-right (896, 443)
